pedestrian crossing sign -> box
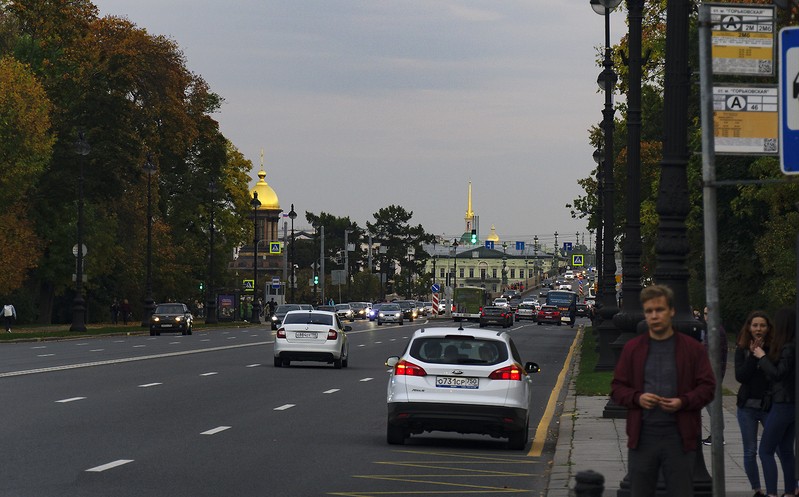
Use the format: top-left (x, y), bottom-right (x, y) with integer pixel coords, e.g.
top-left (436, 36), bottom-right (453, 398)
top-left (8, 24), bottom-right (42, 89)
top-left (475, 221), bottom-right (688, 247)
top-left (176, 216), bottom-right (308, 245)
top-left (270, 242), bottom-right (282, 254)
top-left (243, 279), bottom-right (254, 291)
top-left (572, 254), bottom-right (584, 266)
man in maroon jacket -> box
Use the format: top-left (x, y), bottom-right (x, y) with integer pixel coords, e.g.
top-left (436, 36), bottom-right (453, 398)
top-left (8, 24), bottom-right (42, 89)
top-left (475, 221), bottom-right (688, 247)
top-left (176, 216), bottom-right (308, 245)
top-left (611, 285), bottom-right (716, 497)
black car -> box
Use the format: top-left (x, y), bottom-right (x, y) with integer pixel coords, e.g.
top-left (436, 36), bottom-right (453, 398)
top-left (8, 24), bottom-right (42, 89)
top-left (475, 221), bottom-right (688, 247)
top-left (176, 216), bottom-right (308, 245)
top-left (150, 303), bottom-right (193, 336)
top-left (479, 306), bottom-right (514, 328)
top-left (394, 300), bottom-right (417, 321)
top-left (576, 303), bottom-right (591, 318)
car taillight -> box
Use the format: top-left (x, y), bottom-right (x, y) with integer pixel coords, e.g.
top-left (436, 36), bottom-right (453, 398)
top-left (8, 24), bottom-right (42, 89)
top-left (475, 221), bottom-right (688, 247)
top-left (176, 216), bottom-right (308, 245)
top-left (327, 329), bottom-right (338, 340)
top-left (489, 364), bottom-right (524, 381)
top-left (394, 360), bottom-right (427, 376)
top-left (276, 328), bottom-right (286, 338)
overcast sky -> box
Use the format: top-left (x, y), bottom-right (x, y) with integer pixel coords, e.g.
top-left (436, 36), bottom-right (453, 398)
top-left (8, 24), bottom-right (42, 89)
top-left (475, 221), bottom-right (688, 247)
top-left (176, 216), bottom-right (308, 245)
top-left (92, 0), bottom-right (624, 249)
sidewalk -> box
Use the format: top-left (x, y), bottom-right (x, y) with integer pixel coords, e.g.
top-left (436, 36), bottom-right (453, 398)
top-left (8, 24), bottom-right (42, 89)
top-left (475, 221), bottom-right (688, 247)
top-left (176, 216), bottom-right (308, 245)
top-left (546, 334), bottom-right (768, 497)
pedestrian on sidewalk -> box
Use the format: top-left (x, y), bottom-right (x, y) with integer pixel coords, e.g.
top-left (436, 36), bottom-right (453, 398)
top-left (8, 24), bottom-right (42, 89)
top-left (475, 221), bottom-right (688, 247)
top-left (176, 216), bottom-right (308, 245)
top-left (110, 299), bottom-right (120, 325)
top-left (735, 310), bottom-right (773, 497)
top-left (3, 302), bottom-right (17, 332)
top-left (701, 305), bottom-right (729, 446)
top-left (753, 307), bottom-right (796, 497)
top-left (611, 284), bottom-right (716, 497)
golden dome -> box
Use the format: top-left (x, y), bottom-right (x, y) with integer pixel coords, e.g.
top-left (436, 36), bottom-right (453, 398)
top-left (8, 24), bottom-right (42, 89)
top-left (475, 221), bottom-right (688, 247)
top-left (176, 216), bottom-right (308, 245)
top-left (250, 168), bottom-right (280, 210)
top-left (487, 225), bottom-right (500, 242)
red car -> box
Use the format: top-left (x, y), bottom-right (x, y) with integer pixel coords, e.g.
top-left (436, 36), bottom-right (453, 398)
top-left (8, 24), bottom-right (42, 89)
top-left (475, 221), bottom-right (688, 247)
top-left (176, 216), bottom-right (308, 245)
top-left (536, 305), bottom-right (562, 326)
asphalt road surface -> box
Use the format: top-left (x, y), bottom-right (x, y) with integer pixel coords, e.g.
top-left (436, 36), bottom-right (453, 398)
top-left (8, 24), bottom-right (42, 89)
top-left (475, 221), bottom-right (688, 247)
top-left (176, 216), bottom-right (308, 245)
top-left (0, 316), bottom-right (582, 497)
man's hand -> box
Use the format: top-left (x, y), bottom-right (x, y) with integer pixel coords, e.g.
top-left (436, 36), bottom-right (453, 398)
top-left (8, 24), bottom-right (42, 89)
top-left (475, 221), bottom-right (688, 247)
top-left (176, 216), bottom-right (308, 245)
top-left (658, 397), bottom-right (683, 412)
top-left (638, 392), bottom-right (663, 409)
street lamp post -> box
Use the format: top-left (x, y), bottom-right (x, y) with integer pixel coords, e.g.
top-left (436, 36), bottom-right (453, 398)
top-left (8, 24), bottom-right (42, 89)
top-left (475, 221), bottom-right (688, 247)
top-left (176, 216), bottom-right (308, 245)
top-left (591, 0), bottom-right (622, 373)
top-left (141, 154), bottom-right (157, 328)
top-left (288, 204), bottom-right (297, 303)
top-left (501, 242), bottom-right (508, 292)
top-left (593, 147), bottom-right (604, 303)
top-left (206, 181), bottom-right (218, 324)
top-left (70, 132), bottom-right (90, 332)
top-left (452, 240), bottom-right (459, 289)
top-left (251, 192), bottom-right (261, 323)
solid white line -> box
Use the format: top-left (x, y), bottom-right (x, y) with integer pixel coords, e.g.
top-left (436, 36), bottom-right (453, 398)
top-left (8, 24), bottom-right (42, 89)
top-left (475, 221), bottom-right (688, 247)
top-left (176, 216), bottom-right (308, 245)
top-left (359, 378), bottom-right (373, 382)
top-left (0, 341), bottom-right (272, 378)
top-left (138, 383), bottom-right (162, 388)
top-left (56, 397), bottom-right (86, 403)
top-left (86, 459), bottom-right (133, 472)
top-left (200, 372), bottom-right (218, 376)
top-left (274, 404), bottom-right (295, 411)
top-left (201, 426), bottom-right (231, 435)
top-left (323, 389), bottom-right (340, 394)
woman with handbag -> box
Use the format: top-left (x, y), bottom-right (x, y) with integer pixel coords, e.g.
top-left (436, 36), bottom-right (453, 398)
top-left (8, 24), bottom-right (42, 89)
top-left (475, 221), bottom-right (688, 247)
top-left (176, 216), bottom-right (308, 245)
top-left (753, 307), bottom-right (796, 497)
top-left (735, 310), bottom-right (773, 497)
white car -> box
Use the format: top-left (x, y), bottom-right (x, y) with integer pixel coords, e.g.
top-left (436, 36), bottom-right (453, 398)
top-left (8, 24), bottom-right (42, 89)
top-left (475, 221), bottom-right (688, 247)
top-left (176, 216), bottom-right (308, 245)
top-left (385, 327), bottom-right (540, 450)
top-left (274, 310), bottom-right (350, 368)
top-left (335, 303), bottom-right (355, 321)
top-left (492, 297), bottom-right (510, 308)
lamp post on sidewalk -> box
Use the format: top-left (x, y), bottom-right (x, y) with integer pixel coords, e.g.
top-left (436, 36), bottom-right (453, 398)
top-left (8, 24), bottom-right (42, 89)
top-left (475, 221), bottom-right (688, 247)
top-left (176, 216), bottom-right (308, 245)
top-left (206, 181), bottom-right (218, 324)
top-left (288, 204), bottom-right (297, 303)
top-left (70, 132), bottom-right (90, 332)
top-left (141, 154), bottom-right (157, 328)
top-left (251, 192), bottom-right (261, 322)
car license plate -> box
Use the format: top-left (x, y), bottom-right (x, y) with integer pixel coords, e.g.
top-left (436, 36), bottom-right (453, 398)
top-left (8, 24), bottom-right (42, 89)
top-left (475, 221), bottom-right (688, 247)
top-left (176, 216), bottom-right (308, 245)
top-left (435, 376), bottom-right (478, 389)
top-left (294, 332), bottom-right (317, 338)
top-left (161, 324), bottom-right (172, 328)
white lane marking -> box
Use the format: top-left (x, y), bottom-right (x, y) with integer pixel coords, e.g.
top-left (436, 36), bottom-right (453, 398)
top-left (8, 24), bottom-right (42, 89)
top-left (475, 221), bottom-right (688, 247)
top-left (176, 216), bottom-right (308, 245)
top-left (323, 389), bottom-right (340, 394)
top-left (31, 346), bottom-right (47, 349)
top-left (90, 349), bottom-right (104, 352)
top-left (86, 460), bottom-right (134, 472)
top-left (0, 341), bottom-right (272, 378)
top-left (146, 338), bottom-right (156, 341)
top-left (227, 337), bottom-right (236, 340)
top-left (274, 404), bottom-right (295, 411)
top-left (360, 378), bottom-right (374, 382)
top-left (56, 397), bottom-right (86, 403)
top-left (138, 383), bottom-right (162, 388)
top-left (201, 426), bottom-right (231, 435)
top-left (200, 372), bottom-right (218, 377)
top-left (169, 342), bottom-right (181, 345)
top-left (375, 341), bottom-right (382, 344)
top-left (358, 344), bottom-right (366, 347)
top-left (390, 339), bottom-right (397, 341)
top-left (250, 334), bottom-right (258, 337)
top-left (75, 343), bottom-right (88, 346)
top-left (133, 345), bottom-right (146, 348)
top-left (37, 354), bottom-right (55, 357)
top-left (113, 340), bottom-right (125, 343)
top-left (201, 339), bottom-right (211, 342)
top-left (246, 364), bottom-right (260, 368)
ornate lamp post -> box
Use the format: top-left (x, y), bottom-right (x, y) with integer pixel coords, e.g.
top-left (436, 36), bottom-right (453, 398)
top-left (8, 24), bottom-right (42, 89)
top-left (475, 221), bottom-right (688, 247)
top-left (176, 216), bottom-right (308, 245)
top-left (141, 154), bottom-right (157, 327)
top-left (533, 235), bottom-right (539, 285)
top-left (206, 181), bottom-right (218, 324)
top-left (501, 242), bottom-right (508, 292)
top-left (593, 147), bottom-right (604, 302)
top-left (250, 192), bottom-right (261, 323)
top-left (591, 0), bottom-right (622, 373)
top-left (452, 239), bottom-right (459, 289)
top-left (288, 204), bottom-right (297, 303)
top-left (70, 132), bottom-right (90, 332)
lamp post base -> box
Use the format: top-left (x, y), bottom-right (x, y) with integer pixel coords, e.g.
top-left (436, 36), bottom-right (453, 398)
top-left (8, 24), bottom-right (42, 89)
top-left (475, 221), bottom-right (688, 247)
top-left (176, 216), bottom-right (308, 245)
top-left (69, 296), bottom-right (86, 332)
top-left (205, 298), bottom-right (217, 324)
top-left (141, 296), bottom-right (156, 327)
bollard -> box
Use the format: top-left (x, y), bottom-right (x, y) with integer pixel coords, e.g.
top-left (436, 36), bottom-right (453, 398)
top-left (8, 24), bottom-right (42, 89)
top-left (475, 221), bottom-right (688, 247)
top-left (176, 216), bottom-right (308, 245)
top-left (574, 470), bottom-right (605, 497)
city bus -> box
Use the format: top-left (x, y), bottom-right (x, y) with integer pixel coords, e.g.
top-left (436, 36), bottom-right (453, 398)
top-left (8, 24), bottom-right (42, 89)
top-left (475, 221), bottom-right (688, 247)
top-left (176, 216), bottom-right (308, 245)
top-left (546, 290), bottom-right (578, 325)
top-left (452, 286), bottom-right (488, 322)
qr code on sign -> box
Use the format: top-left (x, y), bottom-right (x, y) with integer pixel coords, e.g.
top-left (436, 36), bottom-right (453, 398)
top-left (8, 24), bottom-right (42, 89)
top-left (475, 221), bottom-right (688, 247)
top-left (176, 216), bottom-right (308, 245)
top-left (764, 138), bottom-right (777, 152)
top-left (759, 60), bottom-right (772, 74)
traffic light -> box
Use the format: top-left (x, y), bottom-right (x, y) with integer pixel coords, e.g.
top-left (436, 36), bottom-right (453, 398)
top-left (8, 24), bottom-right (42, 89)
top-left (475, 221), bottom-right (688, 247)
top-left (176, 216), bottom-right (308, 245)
top-left (313, 274), bottom-right (319, 285)
top-left (470, 229), bottom-right (477, 244)
top-left (199, 281), bottom-right (204, 291)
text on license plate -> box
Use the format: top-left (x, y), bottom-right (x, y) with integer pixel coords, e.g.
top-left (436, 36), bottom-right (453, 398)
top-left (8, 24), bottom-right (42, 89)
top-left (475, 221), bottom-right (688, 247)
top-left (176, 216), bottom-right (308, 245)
top-left (435, 376), bottom-right (479, 389)
top-left (294, 332), bottom-right (317, 338)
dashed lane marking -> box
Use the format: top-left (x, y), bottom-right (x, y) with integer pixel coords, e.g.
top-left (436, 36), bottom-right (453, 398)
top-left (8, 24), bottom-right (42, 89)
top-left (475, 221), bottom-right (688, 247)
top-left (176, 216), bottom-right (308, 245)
top-left (138, 383), bottom-right (162, 388)
top-left (86, 460), bottom-right (133, 472)
top-left (359, 378), bottom-right (373, 382)
top-left (201, 426), bottom-right (231, 435)
top-left (56, 397), bottom-right (86, 403)
top-left (323, 389), bottom-right (340, 394)
top-left (274, 404), bottom-right (295, 411)
top-left (200, 372), bottom-right (218, 376)
top-left (246, 364), bottom-right (261, 368)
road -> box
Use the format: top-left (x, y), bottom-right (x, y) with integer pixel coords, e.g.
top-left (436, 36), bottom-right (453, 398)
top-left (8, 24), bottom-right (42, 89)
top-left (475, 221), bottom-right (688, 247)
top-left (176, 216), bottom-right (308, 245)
top-left (0, 317), bottom-right (582, 496)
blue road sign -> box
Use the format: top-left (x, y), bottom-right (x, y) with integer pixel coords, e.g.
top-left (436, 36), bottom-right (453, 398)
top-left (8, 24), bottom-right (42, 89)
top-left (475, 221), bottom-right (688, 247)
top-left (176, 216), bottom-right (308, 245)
top-left (485, 241), bottom-right (495, 249)
top-left (271, 277), bottom-right (281, 289)
top-left (564, 242), bottom-right (573, 251)
top-left (431, 283), bottom-right (440, 293)
top-left (780, 27), bottom-right (799, 174)
top-left (515, 241), bottom-right (525, 251)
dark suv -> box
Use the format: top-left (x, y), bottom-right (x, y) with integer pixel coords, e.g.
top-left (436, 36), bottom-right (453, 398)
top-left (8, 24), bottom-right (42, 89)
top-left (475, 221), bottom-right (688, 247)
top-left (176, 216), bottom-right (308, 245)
top-left (150, 303), bottom-right (193, 336)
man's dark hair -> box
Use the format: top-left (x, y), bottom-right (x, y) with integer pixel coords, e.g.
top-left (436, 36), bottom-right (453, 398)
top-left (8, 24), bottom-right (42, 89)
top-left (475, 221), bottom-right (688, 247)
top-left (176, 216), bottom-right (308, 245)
top-left (639, 284), bottom-right (674, 308)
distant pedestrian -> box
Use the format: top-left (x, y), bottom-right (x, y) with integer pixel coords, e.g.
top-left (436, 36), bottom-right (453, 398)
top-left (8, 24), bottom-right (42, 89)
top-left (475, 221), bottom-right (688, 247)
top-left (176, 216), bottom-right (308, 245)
top-left (268, 298), bottom-right (277, 318)
top-left (734, 310), bottom-right (773, 497)
top-left (753, 307), bottom-right (796, 497)
top-left (120, 299), bottom-right (132, 325)
top-left (110, 299), bottom-right (120, 325)
top-left (567, 300), bottom-right (577, 328)
top-left (701, 305), bottom-right (729, 446)
top-left (611, 284), bottom-right (715, 497)
top-left (3, 303), bottom-right (17, 332)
